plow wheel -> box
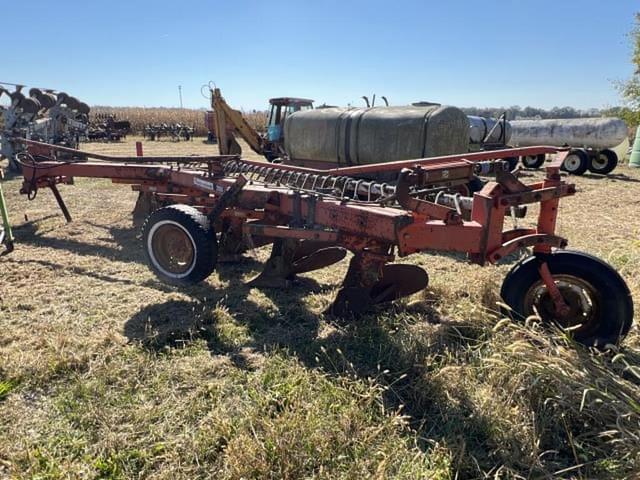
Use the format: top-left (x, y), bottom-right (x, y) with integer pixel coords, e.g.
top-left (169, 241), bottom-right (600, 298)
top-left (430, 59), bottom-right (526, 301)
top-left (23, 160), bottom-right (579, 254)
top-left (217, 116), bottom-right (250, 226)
top-left (500, 251), bottom-right (633, 348)
top-left (142, 205), bottom-right (217, 286)
top-left (327, 261), bottom-right (429, 317)
top-left (247, 239), bottom-right (347, 288)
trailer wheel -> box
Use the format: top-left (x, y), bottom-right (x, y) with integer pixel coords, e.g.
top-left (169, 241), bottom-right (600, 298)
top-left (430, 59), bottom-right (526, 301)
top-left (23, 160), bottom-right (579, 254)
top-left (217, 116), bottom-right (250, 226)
top-left (500, 251), bottom-right (633, 348)
top-left (506, 156), bottom-right (519, 171)
top-left (588, 149), bottom-right (618, 175)
top-left (142, 205), bottom-right (217, 286)
top-left (521, 154), bottom-right (545, 169)
top-left (561, 150), bottom-right (589, 175)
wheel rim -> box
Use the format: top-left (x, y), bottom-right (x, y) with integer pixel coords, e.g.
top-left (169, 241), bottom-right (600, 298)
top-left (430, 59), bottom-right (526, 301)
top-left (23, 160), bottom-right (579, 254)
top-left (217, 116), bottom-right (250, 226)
top-left (592, 154), bottom-right (609, 170)
top-left (564, 154), bottom-right (582, 172)
top-left (523, 274), bottom-right (600, 336)
top-left (523, 155), bottom-right (536, 167)
top-left (148, 221), bottom-right (196, 278)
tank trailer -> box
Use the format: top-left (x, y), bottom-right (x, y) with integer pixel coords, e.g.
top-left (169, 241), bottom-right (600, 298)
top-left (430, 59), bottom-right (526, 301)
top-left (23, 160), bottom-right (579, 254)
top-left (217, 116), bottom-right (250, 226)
top-left (509, 118), bottom-right (628, 175)
top-left (468, 115), bottom-right (628, 174)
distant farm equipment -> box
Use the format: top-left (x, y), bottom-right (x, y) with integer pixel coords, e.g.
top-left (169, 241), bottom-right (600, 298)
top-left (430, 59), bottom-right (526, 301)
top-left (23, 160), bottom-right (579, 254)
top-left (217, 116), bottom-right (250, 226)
top-left (87, 113), bottom-right (131, 141)
top-left (208, 88), bottom-right (313, 161)
top-left (468, 115), bottom-right (628, 174)
top-left (206, 88), bottom-right (470, 166)
top-left (143, 123), bottom-right (194, 141)
top-left (0, 83), bottom-right (89, 171)
top-left (205, 88), bottom-right (627, 177)
top-left (510, 118), bottom-right (628, 174)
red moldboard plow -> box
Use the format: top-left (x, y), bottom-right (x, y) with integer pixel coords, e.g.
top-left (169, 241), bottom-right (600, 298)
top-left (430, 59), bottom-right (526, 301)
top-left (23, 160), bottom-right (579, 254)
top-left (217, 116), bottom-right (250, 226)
top-left (15, 139), bottom-right (634, 348)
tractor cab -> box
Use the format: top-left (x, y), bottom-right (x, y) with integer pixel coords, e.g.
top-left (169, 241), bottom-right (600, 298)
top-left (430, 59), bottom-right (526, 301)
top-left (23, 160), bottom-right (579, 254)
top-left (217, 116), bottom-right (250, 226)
top-left (266, 97), bottom-right (314, 142)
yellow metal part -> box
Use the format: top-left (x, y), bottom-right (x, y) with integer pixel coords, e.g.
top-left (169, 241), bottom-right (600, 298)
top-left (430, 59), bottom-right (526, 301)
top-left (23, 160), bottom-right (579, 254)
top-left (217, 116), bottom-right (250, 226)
top-left (211, 88), bottom-right (264, 156)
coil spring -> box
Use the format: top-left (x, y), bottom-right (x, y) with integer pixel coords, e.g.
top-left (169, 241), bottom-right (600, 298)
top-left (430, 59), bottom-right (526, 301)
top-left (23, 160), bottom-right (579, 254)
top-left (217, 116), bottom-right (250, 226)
top-left (221, 159), bottom-right (396, 202)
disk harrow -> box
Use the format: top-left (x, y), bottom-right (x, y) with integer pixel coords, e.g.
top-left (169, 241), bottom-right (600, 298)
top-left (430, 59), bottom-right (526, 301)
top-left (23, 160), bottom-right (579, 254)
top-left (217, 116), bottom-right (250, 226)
top-left (0, 85), bottom-right (89, 171)
top-left (14, 140), bottom-right (634, 348)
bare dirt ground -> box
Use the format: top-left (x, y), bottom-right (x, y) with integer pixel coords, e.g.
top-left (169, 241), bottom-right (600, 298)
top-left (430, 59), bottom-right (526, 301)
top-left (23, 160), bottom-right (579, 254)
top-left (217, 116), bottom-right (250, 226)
top-left (1, 137), bottom-right (639, 478)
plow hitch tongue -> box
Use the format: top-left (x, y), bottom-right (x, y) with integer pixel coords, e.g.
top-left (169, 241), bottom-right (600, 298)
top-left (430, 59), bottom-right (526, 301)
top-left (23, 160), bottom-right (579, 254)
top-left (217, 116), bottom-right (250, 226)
top-left (13, 141), bottom-right (634, 347)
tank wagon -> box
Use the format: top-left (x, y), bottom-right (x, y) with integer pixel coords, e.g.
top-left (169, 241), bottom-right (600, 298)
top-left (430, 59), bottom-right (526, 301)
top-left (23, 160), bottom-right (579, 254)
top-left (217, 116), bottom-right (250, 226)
top-left (468, 115), bottom-right (512, 146)
top-left (283, 105), bottom-right (469, 169)
top-left (510, 117), bottom-right (628, 174)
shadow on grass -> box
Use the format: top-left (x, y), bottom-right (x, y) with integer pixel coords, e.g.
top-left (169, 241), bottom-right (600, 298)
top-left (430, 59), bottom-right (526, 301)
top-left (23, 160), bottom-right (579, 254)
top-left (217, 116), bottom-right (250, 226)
top-left (581, 172), bottom-right (640, 182)
top-left (124, 260), bottom-right (326, 357)
top-left (12, 211), bottom-right (546, 474)
top-left (13, 220), bottom-right (145, 264)
top-left (122, 255), bottom-right (532, 476)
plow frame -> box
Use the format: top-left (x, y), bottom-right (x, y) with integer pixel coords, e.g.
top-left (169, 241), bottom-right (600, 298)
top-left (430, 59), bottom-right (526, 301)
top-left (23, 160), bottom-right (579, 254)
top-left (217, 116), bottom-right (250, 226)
top-left (17, 140), bottom-right (574, 268)
top-left (6, 139), bottom-right (635, 349)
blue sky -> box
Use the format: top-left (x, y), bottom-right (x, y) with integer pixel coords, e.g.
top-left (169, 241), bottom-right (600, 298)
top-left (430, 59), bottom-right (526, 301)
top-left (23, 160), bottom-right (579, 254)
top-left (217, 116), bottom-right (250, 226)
top-left (2, 0), bottom-right (638, 110)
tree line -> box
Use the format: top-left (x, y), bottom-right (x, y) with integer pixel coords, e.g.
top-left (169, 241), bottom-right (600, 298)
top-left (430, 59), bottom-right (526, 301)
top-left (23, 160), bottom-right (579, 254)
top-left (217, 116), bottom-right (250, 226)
top-left (459, 105), bottom-right (632, 122)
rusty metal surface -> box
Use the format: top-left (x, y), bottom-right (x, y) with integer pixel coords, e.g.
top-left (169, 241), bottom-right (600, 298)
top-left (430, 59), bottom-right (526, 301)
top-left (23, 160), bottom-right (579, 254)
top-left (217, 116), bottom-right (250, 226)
top-left (15, 142), bottom-right (577, 315)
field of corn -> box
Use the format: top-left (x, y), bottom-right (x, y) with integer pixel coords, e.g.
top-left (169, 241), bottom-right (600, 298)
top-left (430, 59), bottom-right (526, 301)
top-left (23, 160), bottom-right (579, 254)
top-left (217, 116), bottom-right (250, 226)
top-left (1, 136), bottom-right (639, 479)
top-left (91, 107), bottom-right (268, 136)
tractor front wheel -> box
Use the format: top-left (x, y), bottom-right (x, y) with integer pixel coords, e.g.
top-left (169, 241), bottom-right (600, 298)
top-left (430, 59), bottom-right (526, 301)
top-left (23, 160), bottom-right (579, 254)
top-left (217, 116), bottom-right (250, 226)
top-left (500, 251), bottom-right (633, 348)
top-left (142, 205), bottom-right (217, 286)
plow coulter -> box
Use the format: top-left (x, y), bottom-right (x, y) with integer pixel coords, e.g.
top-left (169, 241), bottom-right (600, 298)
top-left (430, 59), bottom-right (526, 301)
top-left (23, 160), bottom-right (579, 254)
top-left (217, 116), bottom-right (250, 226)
top-left (14, 140), bottom-right (634, 348)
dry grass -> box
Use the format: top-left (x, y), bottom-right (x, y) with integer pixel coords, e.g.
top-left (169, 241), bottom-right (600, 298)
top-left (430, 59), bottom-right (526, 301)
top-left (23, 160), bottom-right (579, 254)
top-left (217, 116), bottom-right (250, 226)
top-left (0, 138), bottom-right (639, 478)
top-left (90, 108), bottom-right (268, 137)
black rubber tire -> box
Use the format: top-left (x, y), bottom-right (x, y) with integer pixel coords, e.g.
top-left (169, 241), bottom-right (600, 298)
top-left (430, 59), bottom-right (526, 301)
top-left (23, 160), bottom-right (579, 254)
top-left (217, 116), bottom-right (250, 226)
top-left (20, 97), bottom-right (40, 114)
top-left (588, 149), bottom-right (618, 175)
top-left (10, 92), bottom-right (25, 108)
top-left (561, 149), bottom-right (589, 175)
top-left (521, 154), bottom-right (545, 169)
top-left (78, 102), bottom-right (91, 115)
top-left (64, 96), bottom-right (81, 111)
top-left (506, 156), bottom-right (519, 171)
top-left (56, 92), bottom-right (69, 104)
top-left (467, 176), bottom-right (485, 194)
top-left (500, 250), bottom-right (633, 348)
top-left (142, 205), bottom-right (217, 286)
top-left (37, 92), bottom-right (57, 110)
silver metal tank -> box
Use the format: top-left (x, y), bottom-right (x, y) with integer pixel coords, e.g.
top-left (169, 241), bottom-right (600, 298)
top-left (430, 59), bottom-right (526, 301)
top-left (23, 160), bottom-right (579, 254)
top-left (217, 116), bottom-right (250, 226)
top-left (468, 115), bottom-right (512, 145)
top-left (283, 105), bottom-right (469, 165)
top-left (510, 118), bottom-right (628, 149)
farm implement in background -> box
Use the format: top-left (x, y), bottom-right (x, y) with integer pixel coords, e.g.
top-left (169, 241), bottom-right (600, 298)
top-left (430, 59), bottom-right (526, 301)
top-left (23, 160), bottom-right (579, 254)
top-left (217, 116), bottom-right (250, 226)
top-left (143, 123), bottom-right (194, 142)
top-left (87, 114), bottom-right (131, 141)
top-left (0, 83), bottom-right (90, 171)
top-left (13, 139), bottom-right (634, 348)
